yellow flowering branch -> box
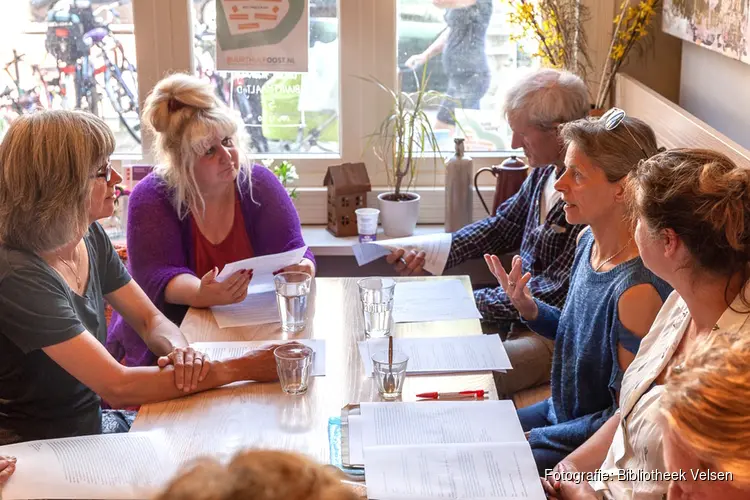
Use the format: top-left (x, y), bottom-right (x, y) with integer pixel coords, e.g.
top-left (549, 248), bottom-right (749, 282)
top-left (506, 0), bottom-right (591, 81)
top-left (596, 0), bottom-right (660, 109)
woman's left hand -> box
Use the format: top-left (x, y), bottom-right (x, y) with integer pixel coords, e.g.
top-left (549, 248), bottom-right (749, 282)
top-left (275, 258), bottom-right (316, 278)
top-left (157, 346), bottom-right (212, 393)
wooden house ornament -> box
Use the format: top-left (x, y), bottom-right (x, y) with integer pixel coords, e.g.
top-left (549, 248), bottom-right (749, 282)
top-left (323, 162), bottom-right (371, 237)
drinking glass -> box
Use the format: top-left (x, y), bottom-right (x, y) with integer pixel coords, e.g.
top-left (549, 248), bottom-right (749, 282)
top-left (372, 350), bottom-right (408, 400)
top-left (357, 277), bottom-right (395, 338)
top-left (274, 272), bottom-right (312, 333)
top-left (274, 343), bottom-right (314, 395)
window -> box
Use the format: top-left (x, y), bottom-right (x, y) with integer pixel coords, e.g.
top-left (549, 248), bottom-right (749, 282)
top-left (192, 0), bottom-right (340, 155)
top-left (397, 0), bottom-right (536, 153)
top-left (0, 0), bottom-right (141, 155)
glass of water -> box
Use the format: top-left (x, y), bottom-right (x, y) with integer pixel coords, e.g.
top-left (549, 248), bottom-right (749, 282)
top-left (357, 277), bottom-right (396, 338)
top-left (372, 349), bottom-right (408, 400)
top-left (274, 272), bottom-right (312, 333)
top-left (274, 343), bottom-right (314, 395)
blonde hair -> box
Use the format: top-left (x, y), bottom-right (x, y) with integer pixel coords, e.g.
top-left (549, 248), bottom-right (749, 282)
top-left (142, 73), bottom-right (252, 218)
top-left (560, 113), bottom-right (658, 182)
top-left (629, 149), bottom-right (750, 306)
top-left (0, 110), bottom-right (114, 253)
top-left (661, 331), bottom-right (750, 485)
top-left (503, 68), bottom-right (590, 128)
top-left (156, 450), bottom-right (360, 500)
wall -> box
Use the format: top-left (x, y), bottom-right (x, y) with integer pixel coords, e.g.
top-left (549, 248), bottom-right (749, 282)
top-left (679, 42), bottom-right (750, 150)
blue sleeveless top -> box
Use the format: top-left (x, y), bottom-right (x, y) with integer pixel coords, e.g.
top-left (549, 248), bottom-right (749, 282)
top-left (524, 229), bottom-right (672, 454)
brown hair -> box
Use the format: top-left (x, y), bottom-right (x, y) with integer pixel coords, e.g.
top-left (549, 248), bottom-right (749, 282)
top-left (629, 149), bottom-right (750, 299)
top-left (661, 330), bottom-right (750, 485)
top-left (0, 110), bottom-right (115, 253)
top-left (156, 450), bottom-right (360, 500)
top-left (560, 114), bottom-right (658, 182)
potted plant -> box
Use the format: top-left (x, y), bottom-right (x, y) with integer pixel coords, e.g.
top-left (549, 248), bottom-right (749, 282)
top-left (261, 158), bottom-right (299, 200)
top-left (364, 67), bottom-right (445, 237)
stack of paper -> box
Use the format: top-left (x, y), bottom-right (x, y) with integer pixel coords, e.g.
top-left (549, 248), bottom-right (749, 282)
top-left (352, 233), bottom-right (452, 276)
top-left (210, 246), bottom-right (309, 328)
top-left (358, 334), bottom-right (511, 375)
top-left (192, 340), bottom-right (327, 377)
top-left (0, 432), bottom-right (176, 500)
top-left (393, 279), bottom-right (482, 323)
top-left (211, 291), bottom-right (279, 328)
top-left (354, 401), bottom-right (545, 500)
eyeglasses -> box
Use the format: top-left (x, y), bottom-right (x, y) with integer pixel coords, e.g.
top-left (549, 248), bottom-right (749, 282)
top-left (91, 161), bottom-right (113, 182)
top-left (600, 107), bottom-right (649, 159)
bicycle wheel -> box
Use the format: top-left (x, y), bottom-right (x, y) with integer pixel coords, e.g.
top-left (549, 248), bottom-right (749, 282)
top-left (104, 62), bottom-right (141, 144)
top-left (199, 0), bottom-right (217, 26)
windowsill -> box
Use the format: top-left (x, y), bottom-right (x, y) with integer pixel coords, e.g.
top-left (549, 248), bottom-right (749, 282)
top-left (302, 224), bottom-right (446, 256)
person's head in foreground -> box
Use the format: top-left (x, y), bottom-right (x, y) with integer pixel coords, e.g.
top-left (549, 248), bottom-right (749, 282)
top-left (555, 107), bottom-right (658, 228)
top-left (628, 148), bottom-right (750, 302)
top-left (503, 68), bottom-right (589, 168)
top-left (142, 72), bottom-right (250, 218)
top-left (661, 331), bottom-right (750, 499)
top-left (0, 109), bottom-right (119, 252)
top-left (156, 450), bottom-right (362, 500)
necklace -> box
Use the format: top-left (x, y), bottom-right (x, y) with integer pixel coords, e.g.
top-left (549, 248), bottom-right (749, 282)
top-left (57, 246), bottom-right (81, 290)
top-left (594, 237), bottom-right (633, 272)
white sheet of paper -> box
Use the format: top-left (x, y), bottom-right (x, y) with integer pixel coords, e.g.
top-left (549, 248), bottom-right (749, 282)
top-left (0, 431), bottom-right (175, 500)
top-left (359, 401), bottom-right (525, 449)
top-left (191, 339), bottom-right (326, 376)
top-left (358, 334), bottom-right (511, 375)
top-left (346, 414), bottom-right (364, 466)
top-left (392, 279), bottom-right (482, 323)
top-left (364, 442), bottom-right (545, 500)
top-left (211, 290), bottom-right (279, 328)
top-left (352, 233), bottom-right (452, 275)
top-left (215, 246), bottom-right (308, 293)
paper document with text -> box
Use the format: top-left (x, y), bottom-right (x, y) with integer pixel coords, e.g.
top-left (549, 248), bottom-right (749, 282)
top-left (352, 233), bottom-right (451, 275)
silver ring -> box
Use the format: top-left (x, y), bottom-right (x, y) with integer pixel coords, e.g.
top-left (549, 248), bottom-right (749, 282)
top-left (508, 281), bottom-right (516, 288)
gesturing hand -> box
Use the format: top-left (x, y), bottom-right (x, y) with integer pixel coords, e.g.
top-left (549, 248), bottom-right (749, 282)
top-left (196, 267), bottom-right (252, 307)
top-left (157, 346), bottom-right (212, 393)
top-left (483, 254), bottom-right (538, 321)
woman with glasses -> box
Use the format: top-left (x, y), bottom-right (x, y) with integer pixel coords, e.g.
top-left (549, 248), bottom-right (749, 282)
top-left (485, 109), bottom-right (672, 474)
top-left (107, 73), bottom-right (315, 368)
top-left (0, 111), bottom-right (282, 448)
top-left (544, 149), bottom-right (750, 499)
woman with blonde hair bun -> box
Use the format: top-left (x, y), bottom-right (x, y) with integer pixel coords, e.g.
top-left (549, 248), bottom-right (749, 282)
top-left (108, 73), bottom-right (315, 368)
top-left (660, 331), bottom-right (750, 499)
top-left (546, 148), bottom-right (750, 499)
top-left (157, 450), bottom-right (363, 500)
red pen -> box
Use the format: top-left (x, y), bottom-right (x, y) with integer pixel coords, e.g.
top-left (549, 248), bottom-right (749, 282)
top-left (416, 390), bottom-right (485, 400)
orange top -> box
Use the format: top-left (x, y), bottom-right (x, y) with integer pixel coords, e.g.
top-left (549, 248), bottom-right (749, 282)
top-left (191, 197), bottom-right (254, 278)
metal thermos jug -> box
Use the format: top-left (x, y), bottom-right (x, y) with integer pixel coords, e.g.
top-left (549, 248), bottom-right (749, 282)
top-left (474, 156), bottom-right (528, 215)
top-left (444, 138), bottom-right (473, 232)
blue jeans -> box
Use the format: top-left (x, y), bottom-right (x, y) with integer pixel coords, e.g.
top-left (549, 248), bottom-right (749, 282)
top-left (518, 400), bottom-right (569, 476)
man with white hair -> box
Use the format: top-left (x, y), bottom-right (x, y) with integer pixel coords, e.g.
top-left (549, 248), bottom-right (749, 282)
top-left (388, 68), bottom-right (589, 398)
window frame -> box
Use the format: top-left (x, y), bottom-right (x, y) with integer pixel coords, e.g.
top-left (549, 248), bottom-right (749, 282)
top-left (129, 0), bottom-right (598, 224)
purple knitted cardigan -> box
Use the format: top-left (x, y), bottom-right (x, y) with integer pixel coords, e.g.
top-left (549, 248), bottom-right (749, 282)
top-left (106, 164), bottom-right (314, 367)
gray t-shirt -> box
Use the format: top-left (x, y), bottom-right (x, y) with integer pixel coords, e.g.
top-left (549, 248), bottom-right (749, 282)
top-left (0, 223), bottom-right (131, 444)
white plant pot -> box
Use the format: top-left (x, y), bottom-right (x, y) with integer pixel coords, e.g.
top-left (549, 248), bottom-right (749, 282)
top-left (378, 192), bottom-right (421, 237)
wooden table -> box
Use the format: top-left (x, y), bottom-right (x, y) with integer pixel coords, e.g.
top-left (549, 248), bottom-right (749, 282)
top-left (132, 276), bottom-right (497, 465)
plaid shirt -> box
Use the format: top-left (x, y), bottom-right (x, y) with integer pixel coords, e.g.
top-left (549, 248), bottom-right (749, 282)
top-left (446, 166), bottom-right (583, 323)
